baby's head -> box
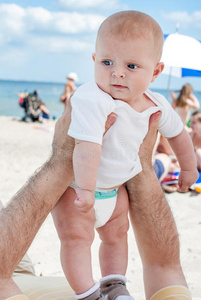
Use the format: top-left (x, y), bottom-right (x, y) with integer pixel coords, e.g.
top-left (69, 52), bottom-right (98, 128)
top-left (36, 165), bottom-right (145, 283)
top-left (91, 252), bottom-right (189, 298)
top-left (97, 11), bottom-right (164, 62)
top-left (92, 11), bottom-right (164, 102)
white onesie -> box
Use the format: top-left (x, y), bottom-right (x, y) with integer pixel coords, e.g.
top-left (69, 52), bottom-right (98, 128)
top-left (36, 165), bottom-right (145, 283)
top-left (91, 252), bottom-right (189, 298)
top-left (68, 81), bottom-right (183, 189)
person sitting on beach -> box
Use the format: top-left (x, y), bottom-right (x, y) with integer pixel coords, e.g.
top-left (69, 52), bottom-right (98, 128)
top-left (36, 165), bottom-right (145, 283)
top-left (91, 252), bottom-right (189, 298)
top-left (60, 72), bottom-right (78, 107)
top-left (149, 129), bottom-right (172, 183)
top-left (156, 110), bottom-right (201, 192)
top-left (40, 102), bottom-right (50, 121)
top-left (153, 152), bottom-right (171, 182)
top-left (171, 83), bottom-right (200, 129)
top-left (52, 11), bottom-right (198, 300)
top-left (18, 90), bottom-right (50, 123)
top-left (0, 102), bottom-right (192, 300)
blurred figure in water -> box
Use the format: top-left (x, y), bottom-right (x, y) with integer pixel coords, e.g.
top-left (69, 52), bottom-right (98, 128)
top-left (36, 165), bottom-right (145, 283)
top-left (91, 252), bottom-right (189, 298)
top-left (60, 72), bottom-right (78, 107)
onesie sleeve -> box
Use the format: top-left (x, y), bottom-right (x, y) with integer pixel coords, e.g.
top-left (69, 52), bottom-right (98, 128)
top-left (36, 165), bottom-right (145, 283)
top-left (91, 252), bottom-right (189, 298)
top-left (156, 93), bottom-right (184, 138)
top-left (68, 81), bottom-right (115, 145)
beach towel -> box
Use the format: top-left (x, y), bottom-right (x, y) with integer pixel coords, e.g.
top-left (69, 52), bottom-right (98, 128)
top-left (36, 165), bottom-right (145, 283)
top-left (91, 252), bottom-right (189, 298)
top-left (161, 171), bottom-right (201, 192)
top-left (12, 275), bottom-right (74, 299)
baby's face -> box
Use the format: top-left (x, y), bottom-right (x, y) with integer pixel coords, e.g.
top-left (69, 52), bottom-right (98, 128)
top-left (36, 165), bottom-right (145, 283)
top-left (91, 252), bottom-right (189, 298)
top-left (93, 33), bottom-right (162, 106)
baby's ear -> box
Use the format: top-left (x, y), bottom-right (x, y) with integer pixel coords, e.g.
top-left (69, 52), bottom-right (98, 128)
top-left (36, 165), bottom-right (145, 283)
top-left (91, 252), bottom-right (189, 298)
top-left (151, 62), bottom-right (164, 82)
top-left (92, 53), bottom-right (96, 62)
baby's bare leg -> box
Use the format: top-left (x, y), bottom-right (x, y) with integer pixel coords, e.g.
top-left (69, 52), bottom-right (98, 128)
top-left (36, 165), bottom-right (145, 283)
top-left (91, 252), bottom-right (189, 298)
top-left (97, 185), bottom-right (129, 277)
top-left (52, 187), bottom-right (95, 294)
top-left (97, 185), bottom-right (133, 300)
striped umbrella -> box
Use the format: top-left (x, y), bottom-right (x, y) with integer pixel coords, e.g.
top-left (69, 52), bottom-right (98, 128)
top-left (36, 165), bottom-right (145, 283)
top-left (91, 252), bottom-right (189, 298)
top-left (161, 32), bottom-right (201, 78)
top-left (161, 32), bottom-right (201, 97)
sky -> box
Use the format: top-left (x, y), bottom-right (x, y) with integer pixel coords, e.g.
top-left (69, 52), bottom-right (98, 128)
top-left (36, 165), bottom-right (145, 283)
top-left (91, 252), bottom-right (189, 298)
top-left (1, 0), bottom-right (201, 91)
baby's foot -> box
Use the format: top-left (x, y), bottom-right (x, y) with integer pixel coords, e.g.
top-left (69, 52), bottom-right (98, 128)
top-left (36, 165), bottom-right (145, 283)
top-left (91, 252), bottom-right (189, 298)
top-left (100, 275), bottom-right (134, 300)
top-left (74, 283), bottom-right (106, 300)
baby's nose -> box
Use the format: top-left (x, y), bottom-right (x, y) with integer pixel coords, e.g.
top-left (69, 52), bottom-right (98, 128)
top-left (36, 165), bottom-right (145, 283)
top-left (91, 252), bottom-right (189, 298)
top-left (112, 68), bottom-right (125, 78)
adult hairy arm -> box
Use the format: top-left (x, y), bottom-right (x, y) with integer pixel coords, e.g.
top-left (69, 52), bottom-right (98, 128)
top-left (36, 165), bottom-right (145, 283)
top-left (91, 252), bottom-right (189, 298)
top-left (0, 102), bottom-right (74, 279)
top-left (126, 112), bottom-right (188, 299)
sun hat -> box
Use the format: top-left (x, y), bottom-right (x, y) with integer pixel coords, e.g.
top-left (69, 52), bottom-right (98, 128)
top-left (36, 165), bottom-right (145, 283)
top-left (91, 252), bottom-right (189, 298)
top-left (67, 72), bottom-right (78, 81)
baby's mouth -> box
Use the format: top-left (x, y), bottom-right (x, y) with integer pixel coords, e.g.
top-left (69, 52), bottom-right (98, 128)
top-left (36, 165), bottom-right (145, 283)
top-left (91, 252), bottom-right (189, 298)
top-left (112, 84), bottom-right (127, 89)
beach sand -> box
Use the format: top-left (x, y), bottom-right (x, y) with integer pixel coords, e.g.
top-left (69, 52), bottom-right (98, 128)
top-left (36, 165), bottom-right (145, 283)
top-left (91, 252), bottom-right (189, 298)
top-left (0, 116), bottom-right (200, 299)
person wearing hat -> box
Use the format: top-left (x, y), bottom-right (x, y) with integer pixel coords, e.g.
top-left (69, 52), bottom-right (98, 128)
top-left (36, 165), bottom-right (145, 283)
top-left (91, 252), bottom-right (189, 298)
top-left (60, 72), bottom-right (78, 107)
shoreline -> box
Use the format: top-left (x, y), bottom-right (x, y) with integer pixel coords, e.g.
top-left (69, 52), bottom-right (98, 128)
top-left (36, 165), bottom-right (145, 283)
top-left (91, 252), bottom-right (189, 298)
top-left (0, 116), bottom-right (200, 299)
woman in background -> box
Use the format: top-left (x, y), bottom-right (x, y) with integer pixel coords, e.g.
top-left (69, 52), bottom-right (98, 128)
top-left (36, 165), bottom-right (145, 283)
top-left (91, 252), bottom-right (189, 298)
top-left (158, 83), bottom-right (200, 156)
top-left (171, 83), bottom-right (200, 129)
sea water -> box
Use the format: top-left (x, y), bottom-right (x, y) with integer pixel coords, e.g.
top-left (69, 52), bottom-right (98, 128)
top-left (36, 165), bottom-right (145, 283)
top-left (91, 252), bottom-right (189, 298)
top-left (0, 80), bottom-right (67, 119)
top-left (1, 79), bottom-right (201, 119)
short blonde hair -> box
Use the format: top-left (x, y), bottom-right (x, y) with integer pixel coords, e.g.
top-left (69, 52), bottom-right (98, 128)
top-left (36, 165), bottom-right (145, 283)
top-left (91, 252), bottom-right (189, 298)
top-left (96, 11), bottom-right (164, 62)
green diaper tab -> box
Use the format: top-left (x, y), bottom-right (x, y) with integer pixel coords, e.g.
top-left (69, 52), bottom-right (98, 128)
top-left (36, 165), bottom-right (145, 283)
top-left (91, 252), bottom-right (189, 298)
top-left (95, 189), bottom-right (117, 200)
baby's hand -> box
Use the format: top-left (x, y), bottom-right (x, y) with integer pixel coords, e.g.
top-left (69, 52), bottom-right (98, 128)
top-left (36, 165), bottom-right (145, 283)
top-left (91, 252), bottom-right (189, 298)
top-left (74, 188), bottom-right (95, 213)
top-left (178, 169), bottom-right (199, 192)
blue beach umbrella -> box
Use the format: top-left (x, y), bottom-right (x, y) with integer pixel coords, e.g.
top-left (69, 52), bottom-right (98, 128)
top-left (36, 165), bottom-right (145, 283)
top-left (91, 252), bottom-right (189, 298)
top-left (161, 32), bottom-right (201, 96)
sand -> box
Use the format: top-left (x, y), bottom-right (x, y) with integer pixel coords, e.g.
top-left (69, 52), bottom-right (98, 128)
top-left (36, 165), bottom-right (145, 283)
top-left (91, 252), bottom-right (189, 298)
top-left (0, 116), bottom-right (200, 299)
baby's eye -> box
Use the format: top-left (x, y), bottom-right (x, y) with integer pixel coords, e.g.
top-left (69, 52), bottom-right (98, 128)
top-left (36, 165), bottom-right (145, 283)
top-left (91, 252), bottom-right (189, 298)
top-left (103, 60), bottom-right (112, 66)
top-left (128, 64), bottom-right (138, 69)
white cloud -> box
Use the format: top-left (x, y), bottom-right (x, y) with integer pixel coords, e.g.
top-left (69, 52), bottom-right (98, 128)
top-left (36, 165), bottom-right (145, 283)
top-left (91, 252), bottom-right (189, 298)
top-left (53, 12), bottom-right (104, 33)
top-left (28, 36), bottom-right (93, 53)
top-left (25, 7), bottom-right (52, 30)
top-left (57, 0), bottom-right (121, 10)
top-left (193, 11), bottom-right (201, 28)
top-left (0, 3), bottom-right (105, 47)
top-left (162, 10), bottom-right (201, 28)
top-left (23, 7), bottom-right (104, 34)
top-left (0, 4), bottom-right (26, 41)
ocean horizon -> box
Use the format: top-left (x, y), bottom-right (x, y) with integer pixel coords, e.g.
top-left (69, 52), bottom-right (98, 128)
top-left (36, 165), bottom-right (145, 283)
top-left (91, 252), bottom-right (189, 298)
top-left (1, 79), bottom-right (201, 119)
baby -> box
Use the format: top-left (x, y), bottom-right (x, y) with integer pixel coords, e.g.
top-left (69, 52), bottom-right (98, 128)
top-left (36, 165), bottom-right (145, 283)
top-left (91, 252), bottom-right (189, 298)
top-left (52, 11), bottom-right (198, 300)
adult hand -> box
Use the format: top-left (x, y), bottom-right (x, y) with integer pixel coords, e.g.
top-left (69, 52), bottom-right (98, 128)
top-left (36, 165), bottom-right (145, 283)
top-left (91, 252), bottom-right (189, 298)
top-left (52, 100), bottom-right (75, 161)
top-left (138, 111), bottom-right (161, 169)
top-left (126, 111), bottom-right (162, 201)
top-left (52, 102), bottom-right (116, 161)
top-left (104, 112), bottom-right (117, 134)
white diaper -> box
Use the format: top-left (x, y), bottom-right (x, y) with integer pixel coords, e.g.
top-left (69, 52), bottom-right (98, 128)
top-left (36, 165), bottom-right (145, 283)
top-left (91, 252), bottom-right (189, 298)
top-left (70, 180), bottom-right (118, 228)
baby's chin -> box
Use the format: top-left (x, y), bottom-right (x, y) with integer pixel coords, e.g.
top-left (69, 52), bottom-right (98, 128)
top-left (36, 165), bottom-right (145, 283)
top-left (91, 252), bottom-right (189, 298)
top-left (96, 83), bottom-right (112, 96)
top-left (95, 82), bottom-right (126, 101)
top-left (96, 82), bottom-right (107, 93)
